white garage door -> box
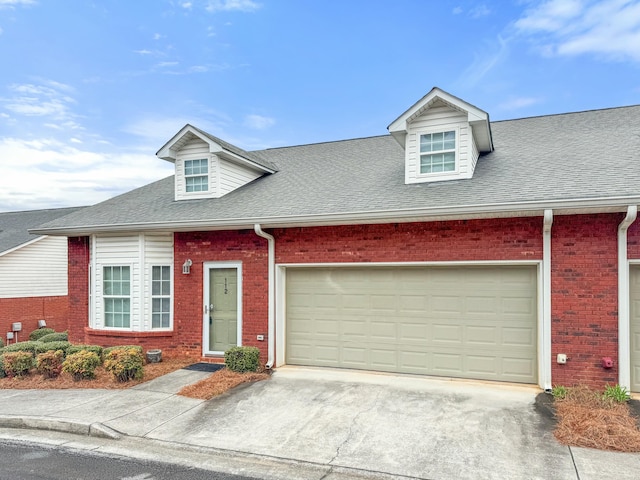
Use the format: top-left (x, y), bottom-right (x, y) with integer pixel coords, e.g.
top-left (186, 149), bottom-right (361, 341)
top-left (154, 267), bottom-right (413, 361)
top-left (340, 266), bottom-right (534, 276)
top-left (285, 266), bottom-right (538, 383)
top-left (630, 266), bottom-right (640, 392)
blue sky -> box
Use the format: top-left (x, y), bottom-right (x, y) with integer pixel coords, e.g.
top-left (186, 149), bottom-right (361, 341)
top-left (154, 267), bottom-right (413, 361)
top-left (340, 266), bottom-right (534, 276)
top-left (1, 0), bottom-right (639, 212)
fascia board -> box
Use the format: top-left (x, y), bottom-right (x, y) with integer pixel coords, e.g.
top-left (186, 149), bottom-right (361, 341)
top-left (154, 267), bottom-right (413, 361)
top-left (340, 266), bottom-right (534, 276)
top-left (30, 196), bottom-right (640, 236)
top-left (219, 150), bottom-right (277, 174)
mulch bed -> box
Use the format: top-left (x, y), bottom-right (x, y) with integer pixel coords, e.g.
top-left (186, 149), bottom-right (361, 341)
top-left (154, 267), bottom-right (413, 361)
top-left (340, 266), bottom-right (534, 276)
top-left (537, 387), bottom-right (640, 452)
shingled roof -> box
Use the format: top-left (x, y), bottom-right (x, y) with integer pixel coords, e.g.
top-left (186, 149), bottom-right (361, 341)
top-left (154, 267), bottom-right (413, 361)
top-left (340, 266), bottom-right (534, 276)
top-left (32, 104), bottom-right (640, 236)
top-left (0, 207), bottom-right (85, 253)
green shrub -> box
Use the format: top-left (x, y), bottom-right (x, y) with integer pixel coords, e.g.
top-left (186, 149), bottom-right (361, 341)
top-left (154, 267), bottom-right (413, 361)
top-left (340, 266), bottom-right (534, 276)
top-left (2, 351), bottom-right (35, 377)
top-left (29, 328), bottom-right (55, 341)
top-left (103, 348), bottom-right (144, 382)
top-left (36, 341), bottom-right (71, 355)
top-left (603, 384), bottom-right (630, 403)
top-left (62, 350), bottom-right (101, 381)
top-left (38, 332), bottom-right (68, 343)
top-left (2, 341), bottom-right (41, 356)
top-left (224, 346), bottom-right (260, 373)
top-left (36, 350), bottom-right (65, 379)
top-left (67, 344), bottom-right (103, 359)
top-left (0, 337), bottom-right (4, 348)
top-left (103, 345), bottom-right (143, 359)
top-left (0, 355), bottom-right (5, 378)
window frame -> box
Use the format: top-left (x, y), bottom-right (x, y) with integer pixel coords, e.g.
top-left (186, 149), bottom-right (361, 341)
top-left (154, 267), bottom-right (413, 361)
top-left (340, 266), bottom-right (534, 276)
top-left (417, 127), bottom-right (459, 177)
top-left (102, 264), bottom-right (132, 330)
top-left (150, 265), bottom-right (172, 330)
top-left (184, 158), bottom-right (210, 193)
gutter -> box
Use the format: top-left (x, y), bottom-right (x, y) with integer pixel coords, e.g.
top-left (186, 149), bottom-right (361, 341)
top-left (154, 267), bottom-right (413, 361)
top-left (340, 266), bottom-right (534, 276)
top-left (29, 195), bottom-right (640, 236)
top-left (618, 206), bottom-right (637, 390)
top-left (254, 224), bottom-right (275, 369)
top-left (542, 210), bottom-right (553, 391)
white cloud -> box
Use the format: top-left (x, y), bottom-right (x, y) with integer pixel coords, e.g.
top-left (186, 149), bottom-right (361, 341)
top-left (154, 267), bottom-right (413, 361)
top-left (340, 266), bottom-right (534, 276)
top-left (2, 82), bottom-right (77, 123)
top-left (0, 137), bottom-right (174, 211)
top-left (497, 96), bottom-right (542, 111)
top-left (134, 49), bottom-right (154, 55)
top-left (455, 35), bottom-right (509, 88)
top-left (181, 1), bottom-right (193, 9)
top-left (515, 0), bottom-right (640, 62)
top-left (244, 114), bottom-right (275, 130)
top-left (0, 0), bottom-right (35, 8)
top-left (470, 4), bottom-right (491, 18)
top-left (205, 0), bottom-right (261, 13)
top-left (452, 6), bottom-right (463, 15)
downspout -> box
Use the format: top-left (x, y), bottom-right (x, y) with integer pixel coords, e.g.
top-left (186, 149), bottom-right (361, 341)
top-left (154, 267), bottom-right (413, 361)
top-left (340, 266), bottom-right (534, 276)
top-left (254, 224), bottom-right (275, 369)
top-left (618, 205), bottom-right (637, 390)
top-left (542, 209), bottom-right (553, 391)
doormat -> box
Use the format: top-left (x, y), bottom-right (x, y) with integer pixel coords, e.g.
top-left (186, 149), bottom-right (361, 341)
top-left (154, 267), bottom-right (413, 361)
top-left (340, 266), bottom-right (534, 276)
top-left (183, 363), bottom-right (225, 373)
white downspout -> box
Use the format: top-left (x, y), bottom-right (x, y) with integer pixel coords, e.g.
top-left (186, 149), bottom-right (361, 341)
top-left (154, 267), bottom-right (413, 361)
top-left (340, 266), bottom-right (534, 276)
top-left (618, 205), bottom-right (637, 390)
top-left (542, 209), bottom-right (553, 391)
top-left (254, 224), bottom-right (275, 369)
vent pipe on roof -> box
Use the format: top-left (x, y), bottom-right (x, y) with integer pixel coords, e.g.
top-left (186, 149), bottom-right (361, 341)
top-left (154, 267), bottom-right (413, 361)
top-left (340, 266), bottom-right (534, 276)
top-left (254, 224), bottom-right (275, 369)
top-left (618, 205), bottom-right (637, 390)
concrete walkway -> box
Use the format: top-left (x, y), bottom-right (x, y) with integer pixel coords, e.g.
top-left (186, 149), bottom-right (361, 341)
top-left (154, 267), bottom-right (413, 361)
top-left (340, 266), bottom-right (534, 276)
top-left (1, 366), bottom-right (639, 479)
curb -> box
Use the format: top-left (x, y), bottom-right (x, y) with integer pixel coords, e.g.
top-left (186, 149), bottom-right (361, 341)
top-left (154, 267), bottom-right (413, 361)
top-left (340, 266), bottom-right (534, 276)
top-left (0, 415), bottom-right (122, 439)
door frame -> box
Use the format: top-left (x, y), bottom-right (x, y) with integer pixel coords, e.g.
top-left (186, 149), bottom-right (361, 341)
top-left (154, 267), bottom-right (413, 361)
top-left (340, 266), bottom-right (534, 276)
top-left (202, 261), bottom-right (243, 356)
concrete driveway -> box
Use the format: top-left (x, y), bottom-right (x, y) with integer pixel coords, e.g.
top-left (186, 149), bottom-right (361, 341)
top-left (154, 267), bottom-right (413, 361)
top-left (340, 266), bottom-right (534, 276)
top-left (2, 366), bottom-right (640, 479)
top-left (139, 367), bottom-right (632, 479)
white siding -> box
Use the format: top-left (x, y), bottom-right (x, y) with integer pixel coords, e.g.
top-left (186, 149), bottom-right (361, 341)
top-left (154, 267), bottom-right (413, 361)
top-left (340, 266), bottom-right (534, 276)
top-left (405, 105), bottom-right (477, 184)
top-left (92, 233), bottom-right (173, 331)
top-left (175, 138), bottom-right (216, 201)
top-left (0, 236), bottom-right (68, 298)
top-left (219, 158), bottom-right (262, 196)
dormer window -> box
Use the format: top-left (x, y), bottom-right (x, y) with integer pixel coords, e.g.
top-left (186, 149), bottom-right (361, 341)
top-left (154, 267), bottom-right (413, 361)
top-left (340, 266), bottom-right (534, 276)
top-left (185, 159), bottom-right (209, 192)
top-left (420, 130), bottom-right (456, 174)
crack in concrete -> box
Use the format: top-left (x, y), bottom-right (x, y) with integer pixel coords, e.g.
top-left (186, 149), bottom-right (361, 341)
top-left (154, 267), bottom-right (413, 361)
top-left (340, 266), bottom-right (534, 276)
top-left (327, 388), bottom-right (382, 467)
top-left (568, 446), bottom-right (581, 480)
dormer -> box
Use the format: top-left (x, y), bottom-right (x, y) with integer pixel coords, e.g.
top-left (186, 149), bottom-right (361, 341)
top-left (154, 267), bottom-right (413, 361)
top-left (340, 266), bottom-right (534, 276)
top-left (388, 87), bottom-right (493, 184)
top-left (156, 124), bottom-right (277, 201)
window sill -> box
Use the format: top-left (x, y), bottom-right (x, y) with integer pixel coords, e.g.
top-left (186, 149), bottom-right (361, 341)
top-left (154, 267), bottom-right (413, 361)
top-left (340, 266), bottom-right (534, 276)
top-left (84, 327), bottom-right (174, 338)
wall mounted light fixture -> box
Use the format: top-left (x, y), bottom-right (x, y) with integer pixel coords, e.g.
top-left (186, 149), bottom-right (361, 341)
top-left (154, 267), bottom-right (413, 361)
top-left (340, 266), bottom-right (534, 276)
top-left (182, 259), bottom-right (193, 274)
top-left (38, 319), bottom-right (47, 328)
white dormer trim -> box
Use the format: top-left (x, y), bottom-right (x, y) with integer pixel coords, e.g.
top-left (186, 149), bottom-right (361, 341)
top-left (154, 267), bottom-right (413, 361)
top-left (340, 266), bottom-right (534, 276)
top-left (156, 124), bottom-right (276, 201)
top-left (389, 87), bottom-right (493, 185)
top-left (388, 87), bottom-right (493, 153)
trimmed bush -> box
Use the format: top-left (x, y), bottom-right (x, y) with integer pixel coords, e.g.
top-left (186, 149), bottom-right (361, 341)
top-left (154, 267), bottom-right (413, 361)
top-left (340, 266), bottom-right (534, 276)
top-left (224, 346), bottom-right (260, 373)
top-left (67, 344), bottom-right (103, 359)
top-left (103, 345), bottom-right (143, 359)
top-left (36, 341), bottom-right (71, 355)
top-left (2, 341), bottom-right (41, 356)
top-left (29, 328), bottom-right (55, 341)
top-left (0, 337), bottom-right (4, 348)
top-left (104, 348), bottom-right (144, 382)
top-left (3, 351), bottom-right (35, 377)
top-left (62, 350), bottom-right (101, 381)
top-left (0, 355), bottom-right (5, 378)
top-left (36, 350), bottom-right (65, 379)
top-left (39, 332), bottom-right (68, 343)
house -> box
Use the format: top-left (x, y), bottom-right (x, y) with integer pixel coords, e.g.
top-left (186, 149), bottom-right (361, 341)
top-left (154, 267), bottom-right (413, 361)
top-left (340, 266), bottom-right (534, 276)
top-left (0, 207), bottom-right (84, 341)
top-left (31, 88), bottom-right (640, 391)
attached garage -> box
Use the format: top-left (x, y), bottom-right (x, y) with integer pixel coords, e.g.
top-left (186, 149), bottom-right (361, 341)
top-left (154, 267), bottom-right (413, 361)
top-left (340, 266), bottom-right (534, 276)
top-left (285, 265), bottom-right (538, 384)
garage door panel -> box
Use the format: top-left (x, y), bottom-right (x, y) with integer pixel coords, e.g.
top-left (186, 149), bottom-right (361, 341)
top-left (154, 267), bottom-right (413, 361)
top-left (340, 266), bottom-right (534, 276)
top-left (286, 266), bottom-right (537, 384)
top-left (629, 267), bottom-right (640, 392)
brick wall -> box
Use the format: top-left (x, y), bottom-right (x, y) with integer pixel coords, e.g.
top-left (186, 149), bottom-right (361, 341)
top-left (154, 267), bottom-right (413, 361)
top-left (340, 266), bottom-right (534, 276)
top-left (550, 214), bottom-right (621, 388)
top-left (67, 236), bottom-right (89, 344)
top-left (0, 296), bottom-right (68, 344)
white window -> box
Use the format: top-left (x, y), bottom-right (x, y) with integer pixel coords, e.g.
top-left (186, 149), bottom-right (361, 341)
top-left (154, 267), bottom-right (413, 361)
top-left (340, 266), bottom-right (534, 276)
top-left (185, 158), bottom-right (209, 192)
top-left (103, 266), bottom-right (131, 328)
top-left (151, 265), bottom-right (171, 329)
top-left (420, 131), bottom-right (456, 174)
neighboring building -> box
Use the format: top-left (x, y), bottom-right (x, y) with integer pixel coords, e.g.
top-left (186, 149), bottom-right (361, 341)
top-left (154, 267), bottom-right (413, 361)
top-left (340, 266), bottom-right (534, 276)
top-left (0, 207), bottom-right (84, 340)
top-left (32, 88), bottom-right (640, 391)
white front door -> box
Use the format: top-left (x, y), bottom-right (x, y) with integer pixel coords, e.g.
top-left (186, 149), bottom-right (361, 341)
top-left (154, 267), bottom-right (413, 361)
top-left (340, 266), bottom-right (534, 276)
top-left (203, 262), bottom-right (242, 355)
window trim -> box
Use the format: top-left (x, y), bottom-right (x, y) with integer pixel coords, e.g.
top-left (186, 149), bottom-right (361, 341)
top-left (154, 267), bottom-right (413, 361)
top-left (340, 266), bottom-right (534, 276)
top-left (150, 264), bottom-right (173, 330)
top-left (184, 158), bottom-right (210, 193)
top-left (416, 127), bottom-right (460, 177)
top-left (102, 264), bottom-right (133, 330)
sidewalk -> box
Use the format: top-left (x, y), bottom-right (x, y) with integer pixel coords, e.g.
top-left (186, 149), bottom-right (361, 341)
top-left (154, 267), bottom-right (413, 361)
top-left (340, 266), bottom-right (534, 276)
top-left (1, 366), bottom-right (639, 479)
